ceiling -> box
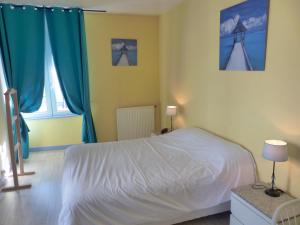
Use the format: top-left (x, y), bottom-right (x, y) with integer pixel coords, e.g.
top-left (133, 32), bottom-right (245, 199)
top-left (3, 0), bottom-right (184, 15)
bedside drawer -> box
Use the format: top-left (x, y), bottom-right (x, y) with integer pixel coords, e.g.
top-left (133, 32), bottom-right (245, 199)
top-left (230, 214), bottom-right (243, 225)
top-left (231, 195), bottom-right (270, 225)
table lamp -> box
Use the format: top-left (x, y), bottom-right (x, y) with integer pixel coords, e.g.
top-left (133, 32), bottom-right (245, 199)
top-left (166, 106), bottom-right (177, 131)
top-left (262, 140), bottom-right (288, 197)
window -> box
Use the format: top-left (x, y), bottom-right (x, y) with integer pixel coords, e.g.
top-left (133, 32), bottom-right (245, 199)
top-left (0, 19), bottom-right (74, 120)
top-left (0, 52), bottom-right (6, 96)
top-left (22, 58), bottom-right (74, 120)
top-left (22, 20), bottom-right (74, 120)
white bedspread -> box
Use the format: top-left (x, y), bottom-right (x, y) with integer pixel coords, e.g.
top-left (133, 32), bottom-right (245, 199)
top-left (59, 128), bottom-right (255, 225)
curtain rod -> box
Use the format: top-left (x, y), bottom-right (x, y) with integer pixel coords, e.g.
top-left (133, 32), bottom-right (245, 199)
top-left (83, 9), bottom-right (107, 13)
top-left (0, 3), bottom-right (107, 13)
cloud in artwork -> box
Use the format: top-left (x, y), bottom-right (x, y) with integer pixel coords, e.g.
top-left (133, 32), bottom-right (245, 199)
top-left (220, 13), bottom-right (267, 37)
top-left (242, 13), bottom-right (267, 30)
top-left (112, 42), bottom-right (137, 51)
top-left (220, 14), bottom-right (240, 37)
top-left (112, 43), bottom-right (125, 50)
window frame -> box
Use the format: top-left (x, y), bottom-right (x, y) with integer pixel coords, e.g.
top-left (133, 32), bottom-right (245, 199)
top-left (0, 52), bottom-right (6, 97)
top-left (21, 53), bottom-right (76, 120)
top-left (21, 17), bottom-right (76, 121)
top-left (22, 69), bottom-right (76, 121)
top-left (0, 18), bottom-right (77, 121)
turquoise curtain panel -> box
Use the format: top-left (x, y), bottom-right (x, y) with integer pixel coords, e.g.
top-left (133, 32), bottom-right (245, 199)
top-left (0, 4), bottom-right (45, 158)
top-left (45, 8), bottom-right (97, 143)
top-left (0, 4), bottom-right (97, 153)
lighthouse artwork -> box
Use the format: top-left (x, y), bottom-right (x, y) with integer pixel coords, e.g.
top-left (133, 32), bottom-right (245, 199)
top-left (112, 39), bottom-right (137, 66)
top-left (219, 0), bottom-right (269, 71)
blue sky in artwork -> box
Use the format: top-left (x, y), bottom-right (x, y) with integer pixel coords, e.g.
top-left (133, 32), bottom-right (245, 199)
top-left (111, 39), bottom-right (137, 66)
top-left (112, 39), bottom-right (137, 48)
top-left (219, 0), bottom-right (269, 71)
top-left (220, 0), bottom-right (269, 37)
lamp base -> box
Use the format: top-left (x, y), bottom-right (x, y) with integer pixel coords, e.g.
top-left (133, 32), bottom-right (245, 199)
top-left (265, 188), bottom-right (281, 197)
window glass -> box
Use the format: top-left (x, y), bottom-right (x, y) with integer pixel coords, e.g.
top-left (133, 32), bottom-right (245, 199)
top-left (38, 89), bottom-right (48, 113)
top-left (49, 62), bottom-right (69, 113)
top-left (0, 52), bottom-right (7, 96)
top-left (22, 18), bottom-right (74, 120)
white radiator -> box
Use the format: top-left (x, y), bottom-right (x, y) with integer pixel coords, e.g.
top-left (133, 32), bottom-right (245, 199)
top-left (117, 105), bottom-right (155, 140)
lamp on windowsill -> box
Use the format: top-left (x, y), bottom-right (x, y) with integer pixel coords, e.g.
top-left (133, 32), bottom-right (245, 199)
top-left (262, 140), bottom-right (288, 197)
top-left (166, 106), bottom-right (177, 131)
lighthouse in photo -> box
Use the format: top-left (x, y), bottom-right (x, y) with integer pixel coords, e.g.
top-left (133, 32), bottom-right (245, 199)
top-left (112, 39), bottom-right (137, 66)
top-left (219, 0), bottom-right (269, 71)
top-left (117, 43), bottom-right (130, 66)
top-left (225, 17), bottom-right (253, 71)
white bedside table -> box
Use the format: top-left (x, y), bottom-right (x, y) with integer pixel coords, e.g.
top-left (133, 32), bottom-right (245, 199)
top-left (230, 185), bottom-right (294, 225)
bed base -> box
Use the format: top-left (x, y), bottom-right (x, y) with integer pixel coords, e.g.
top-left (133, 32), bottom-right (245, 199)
top-left (156, 201), bottom-right (230, 225)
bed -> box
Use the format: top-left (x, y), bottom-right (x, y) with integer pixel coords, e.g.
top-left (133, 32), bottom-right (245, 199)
top-left (59, 128), bottom-right (255, 225)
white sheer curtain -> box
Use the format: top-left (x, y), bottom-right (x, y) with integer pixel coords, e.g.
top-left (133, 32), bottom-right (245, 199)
top-left (0, 51), bottom-right (10, 184)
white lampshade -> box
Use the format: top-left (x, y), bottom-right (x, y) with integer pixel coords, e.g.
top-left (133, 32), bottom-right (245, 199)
top-left (166, 106), bottom-right (177, 116)
top-left (262, 140), bottom-right (288, 162)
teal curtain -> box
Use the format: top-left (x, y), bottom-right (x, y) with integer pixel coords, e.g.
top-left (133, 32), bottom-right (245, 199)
top-left (45, 8), bottom-right (97, 143)
top-left (0, 4), bottom-right (45, 158)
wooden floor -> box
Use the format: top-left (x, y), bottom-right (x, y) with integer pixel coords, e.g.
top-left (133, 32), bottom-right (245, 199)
top-left (0, 151), bottom-right (230, 225)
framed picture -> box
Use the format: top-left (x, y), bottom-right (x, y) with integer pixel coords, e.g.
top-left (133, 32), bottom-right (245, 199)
top-left (111, 39), bottom-right (137, 66)
top-left (219, 0), bottom-right (269, 71)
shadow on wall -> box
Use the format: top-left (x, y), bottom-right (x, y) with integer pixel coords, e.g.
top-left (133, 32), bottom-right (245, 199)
top-left (288, 143), bottom-right (300, 164)
top-left (286, 143), bottom-right (300, 191)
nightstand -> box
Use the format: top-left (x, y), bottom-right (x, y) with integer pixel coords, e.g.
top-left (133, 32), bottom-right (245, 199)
top-left (230, 185), bottom-right (294, 225)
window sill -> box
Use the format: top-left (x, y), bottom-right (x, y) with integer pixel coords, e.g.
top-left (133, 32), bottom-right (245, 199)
top-left (24, 113), bottom-right (80, 121)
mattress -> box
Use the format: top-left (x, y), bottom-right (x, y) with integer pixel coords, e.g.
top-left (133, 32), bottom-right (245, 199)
top-left (59, 128), bottom-right (255, 225)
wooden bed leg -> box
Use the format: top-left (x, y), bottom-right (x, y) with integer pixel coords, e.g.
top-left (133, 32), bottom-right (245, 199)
top-left (1, 184), bottom-right (32, 192)
top-left (9, 171), bottom-right (36, 177)
top-left (18, 171), bottom-right (36, 176)
top-left (13, 91), bottom-right (36, 178)
top-left (3, 89), bottom-right (34, 193)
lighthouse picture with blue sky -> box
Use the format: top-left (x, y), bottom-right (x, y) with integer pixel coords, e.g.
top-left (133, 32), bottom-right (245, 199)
top-left (112, 39), bottom-right (137, 66)
top-left (219, 0), bottom-right (269, 71)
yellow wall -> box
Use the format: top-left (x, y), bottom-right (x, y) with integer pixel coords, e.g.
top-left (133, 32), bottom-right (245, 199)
top-left (27, 13), bottom-right (160, 146)
top-left (85, 13), bottom-right (160, 142)
top-left (27, 117), bottom-right (82, 147)
top-left (159, 0), bottom-right (300, 197)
